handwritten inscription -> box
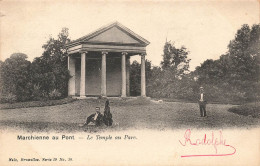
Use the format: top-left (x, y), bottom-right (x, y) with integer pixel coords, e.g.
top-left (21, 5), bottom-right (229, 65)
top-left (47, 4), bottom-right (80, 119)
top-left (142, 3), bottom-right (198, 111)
top-left (179, 129), bottom-right (236, 157)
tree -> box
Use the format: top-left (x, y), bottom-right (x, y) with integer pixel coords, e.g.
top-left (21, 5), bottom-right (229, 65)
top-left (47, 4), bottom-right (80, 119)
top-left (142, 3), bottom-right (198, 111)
top-left (31, 28), bottom-right (71, 99)
top-left (0, 28), bottom-right (72, 103)
top-left (161, 41), bottom-right (190, 78)
top-left (41, 27), bottom-right (70, 65)
top-left (195, 24), bottom-right (260, 102)
top-left (0, 53), bottom-right (32, 102)
top-left (145, 41), bottom-right (192, 98)
top-left (146, 66), bottom-right (163, 97)
top-left (0, 60), bottom-right (3, 92)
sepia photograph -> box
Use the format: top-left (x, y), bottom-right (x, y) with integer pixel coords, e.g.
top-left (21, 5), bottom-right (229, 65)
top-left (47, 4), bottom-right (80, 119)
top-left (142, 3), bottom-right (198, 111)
top-left (0, 0), bottom-right (259, 165)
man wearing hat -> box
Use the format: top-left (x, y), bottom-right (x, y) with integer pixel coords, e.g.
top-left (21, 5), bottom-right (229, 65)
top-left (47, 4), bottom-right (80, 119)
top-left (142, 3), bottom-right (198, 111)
top-left (198, 87), bottom-right (207, 117)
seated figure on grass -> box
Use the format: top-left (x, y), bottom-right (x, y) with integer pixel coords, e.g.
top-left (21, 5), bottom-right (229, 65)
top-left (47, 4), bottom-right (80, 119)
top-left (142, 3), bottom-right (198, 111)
top-left (84, 107), bottom-right (103, 126)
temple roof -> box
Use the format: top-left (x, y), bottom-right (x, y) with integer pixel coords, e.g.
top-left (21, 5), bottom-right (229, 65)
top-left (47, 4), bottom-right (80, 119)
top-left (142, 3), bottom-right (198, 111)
top-left (66, 21), bottom-right (150, 47)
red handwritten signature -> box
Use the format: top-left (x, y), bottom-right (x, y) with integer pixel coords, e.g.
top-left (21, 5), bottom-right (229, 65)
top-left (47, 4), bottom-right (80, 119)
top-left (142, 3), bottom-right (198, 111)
top-left (179, 129), bottom-right (236, 157)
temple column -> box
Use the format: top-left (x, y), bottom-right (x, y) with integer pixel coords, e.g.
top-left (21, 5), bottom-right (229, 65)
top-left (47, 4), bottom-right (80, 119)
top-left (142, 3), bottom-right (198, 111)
top-left (121, 52), bottom-right (127, 97)
top-left (126, 56), bottom-right (130, 97)
top-left (141, 54), bottom-right (146, 97)
top-left (68, 55), bottom-right (76, 96)
top-left (101, 51), bottom-right (108, 97)
top-left (80, 52), bottom-right (87, 97)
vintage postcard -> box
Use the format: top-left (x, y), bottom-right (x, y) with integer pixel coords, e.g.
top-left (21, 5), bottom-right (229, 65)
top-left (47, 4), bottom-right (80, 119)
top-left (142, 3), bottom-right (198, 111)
top-left (0, 0), bottom-right (259, 165)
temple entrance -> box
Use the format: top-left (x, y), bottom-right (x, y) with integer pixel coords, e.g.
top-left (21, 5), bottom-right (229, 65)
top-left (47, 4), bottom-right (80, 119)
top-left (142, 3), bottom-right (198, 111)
top-left (107, 56), bottom-right (122, 96)
top-left (85, 58), bottom-right (101, 96)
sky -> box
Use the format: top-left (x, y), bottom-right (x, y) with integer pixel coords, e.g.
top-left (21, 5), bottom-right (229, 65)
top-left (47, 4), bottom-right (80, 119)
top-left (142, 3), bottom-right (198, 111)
top-left (0, 0), bottom-right (259, 71)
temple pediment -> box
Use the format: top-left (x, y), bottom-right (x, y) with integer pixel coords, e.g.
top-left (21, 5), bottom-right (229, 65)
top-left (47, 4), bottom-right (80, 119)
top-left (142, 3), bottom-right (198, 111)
top-left (66, 22), bottom-right (149, 54)
top-left (87, 26), bottom-right (140, 44)
top-left (67, 22), bottom-right (149, 46)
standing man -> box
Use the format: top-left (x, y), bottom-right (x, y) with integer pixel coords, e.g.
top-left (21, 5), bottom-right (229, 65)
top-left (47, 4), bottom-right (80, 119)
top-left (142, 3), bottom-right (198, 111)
top-left (198, 87), bottom-right (207, 117)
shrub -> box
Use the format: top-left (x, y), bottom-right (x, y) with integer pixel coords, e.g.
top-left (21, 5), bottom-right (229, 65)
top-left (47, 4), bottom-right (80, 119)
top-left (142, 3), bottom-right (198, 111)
top-left (228, 102), bottom-right (260, 118)
top-left (0, 97), bottom-right (76, 109)
top-left (0, 53), bottom-right (32, 102)
top-left (0, 93), bottom-right (17, 103)
top-left (49, 89), bottom-right (62, 100)
top-left (31, 84), bottom-right (48, 101)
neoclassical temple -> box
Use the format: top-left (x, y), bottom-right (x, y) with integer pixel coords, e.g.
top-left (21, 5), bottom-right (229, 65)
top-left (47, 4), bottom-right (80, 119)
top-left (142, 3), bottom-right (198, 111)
top-left (66, 22), bottom-right (150, 98)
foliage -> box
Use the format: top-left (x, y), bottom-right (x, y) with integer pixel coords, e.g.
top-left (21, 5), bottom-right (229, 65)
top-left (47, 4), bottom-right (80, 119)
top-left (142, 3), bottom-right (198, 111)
top-left (130, 42), bottom-right (194, 100)
top-left (146, 42), bottom-right (193, 99)
top-left (31, 84), bottom-right (48, 101)
top-left (130, 60), bottom-right (152, 96)
top-left (228, 102), bottom-right (260, 118)
top-left (0, 53), bottom-right (32, 102)
top-left (31, 27), bottom-right (71, 99)
top-left (161, 41), bottom-right (190, 77)
top-left (49, 89), bottom-right (62, 100)
top-left (0, 28), bottom-right (71, 103)
top-left (147, 70), bottom-right (196, 100)
top-left (0, 93), bottom-right (17, 103)
top-left (194, 24), bottom-right (260, 102)
top-left (1, 24), bottom-right (258, 104)
top-left (130, 24), bottom-right (259, 104)
top-left (0, 97), bottom-right (76, 110)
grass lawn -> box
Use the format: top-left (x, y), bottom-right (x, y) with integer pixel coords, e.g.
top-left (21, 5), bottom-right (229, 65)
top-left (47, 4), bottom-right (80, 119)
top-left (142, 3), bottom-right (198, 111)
top-left (0, 98), bottom-right (259, 132)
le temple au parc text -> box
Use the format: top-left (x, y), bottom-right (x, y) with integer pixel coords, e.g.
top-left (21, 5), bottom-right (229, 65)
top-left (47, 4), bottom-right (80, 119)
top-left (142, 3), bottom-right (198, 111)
top-left (17, 134), bottom-right (137, 141)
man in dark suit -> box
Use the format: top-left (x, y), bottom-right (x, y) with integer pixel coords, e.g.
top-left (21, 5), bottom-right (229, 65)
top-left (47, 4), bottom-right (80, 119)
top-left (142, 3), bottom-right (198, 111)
top-left (84, 107), bottom-right (103, 126)
top-left (198, 87), bottom-right (207, 117)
